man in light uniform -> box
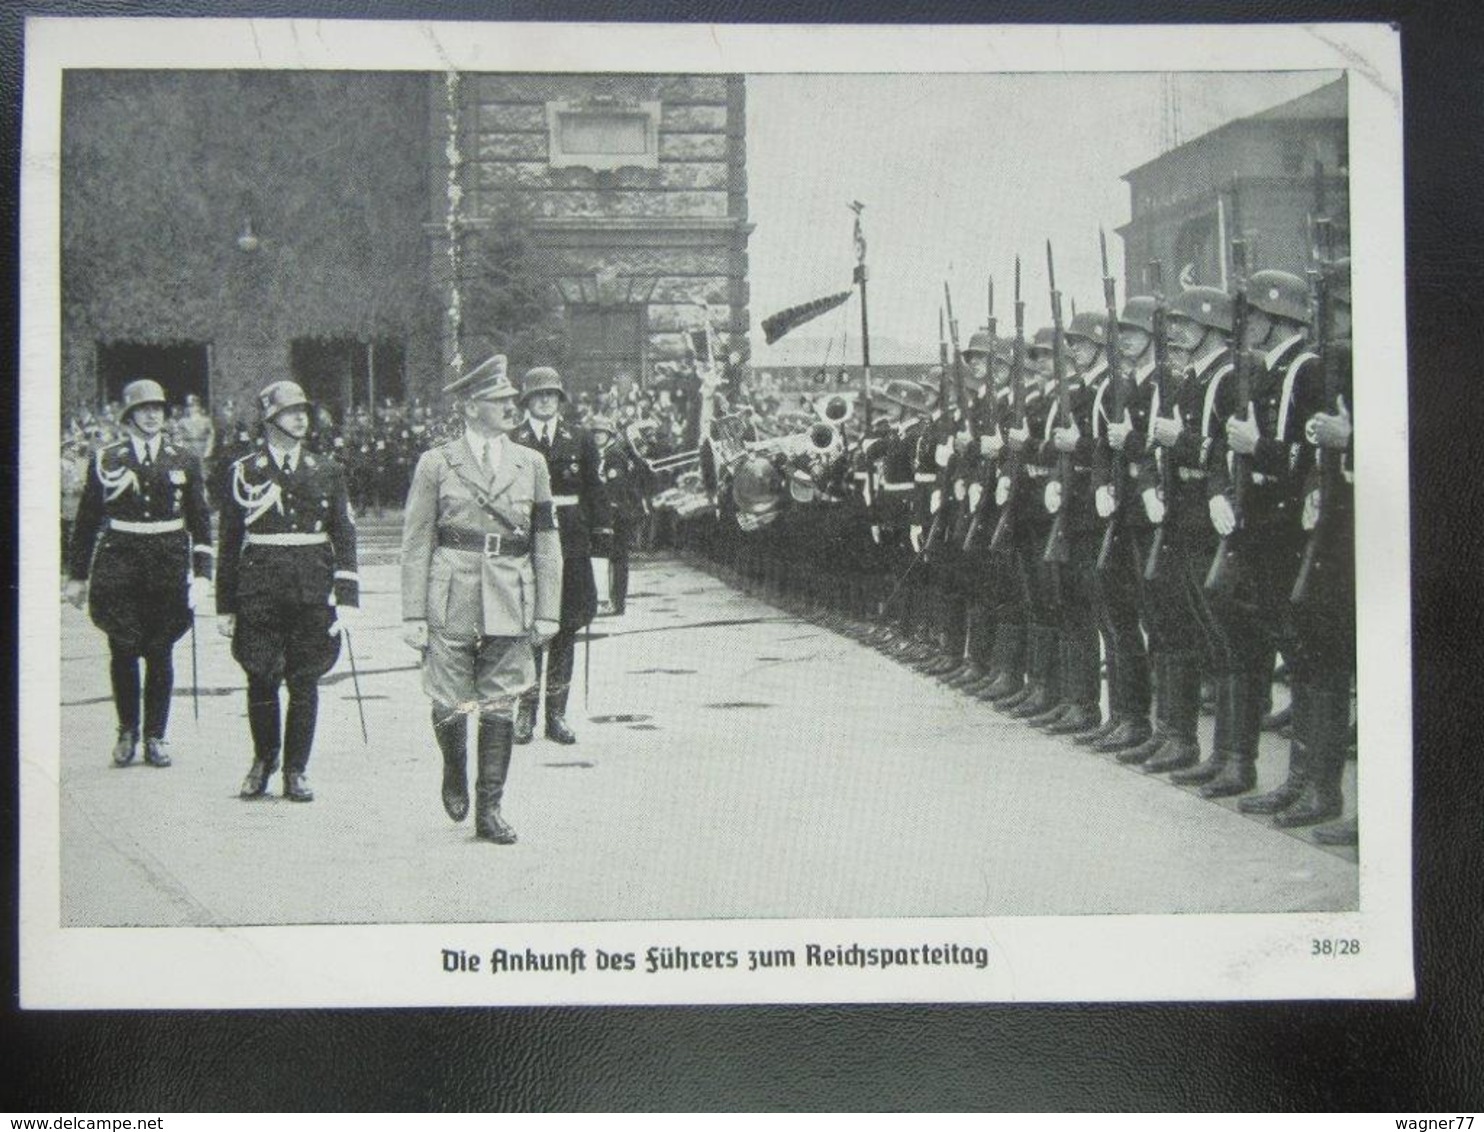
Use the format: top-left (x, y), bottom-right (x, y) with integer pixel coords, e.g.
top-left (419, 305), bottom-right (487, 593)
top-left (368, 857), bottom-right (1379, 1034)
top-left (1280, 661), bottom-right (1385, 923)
top-left (401, 356), bottom-right (562, 844)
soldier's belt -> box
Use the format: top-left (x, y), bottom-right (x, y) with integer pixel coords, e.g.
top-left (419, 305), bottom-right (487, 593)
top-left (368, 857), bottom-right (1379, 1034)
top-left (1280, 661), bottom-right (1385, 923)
top-left (550, 495), bottom-right (580, 506)
top-left (108, 518), bottom-right (184, 535)
top-left (1026, 467), bottom-right (1050, 479)
top-left (1177, 468), bottom-right (1207, 482)
top-left (879, 482), bottom-right (915, 493)
top-left (438, 527), bottom-right (532, 557)
top-left (1250, 472), bottom-right (1278, 486)
top-left (245, 532), bottom-right (329, 547)
top-left (914, 473), bottom-right (939, 484)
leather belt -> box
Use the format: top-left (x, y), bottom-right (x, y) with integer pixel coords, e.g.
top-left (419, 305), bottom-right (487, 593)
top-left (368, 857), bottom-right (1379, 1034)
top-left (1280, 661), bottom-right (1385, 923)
top-left (246, 532), bottom-right (328, 547)
top-left (1250, 472), bottom-right (1277, 486)
top-left (438, 528), bottom-right (531, 557)
top-left (109, 518), bottom-right (184, 535)
top-left (1177, 468), bottom-right (1207, 482)
top-left (1026, 467), bottom-right (1050, 479)
top-left (550, 494), bottom-right (579, 506)
top-left (914, 473), bottom-right (939, 484)
top-left (879, 482), bottom-right (914, 493)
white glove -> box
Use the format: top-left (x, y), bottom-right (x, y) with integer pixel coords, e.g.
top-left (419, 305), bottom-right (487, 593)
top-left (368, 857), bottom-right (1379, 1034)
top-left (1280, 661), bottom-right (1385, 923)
top-left (1301, 488), bottom-right (1321, 532)
top-left (402, 619), bottom-right (429, 651)
top-left (980, 429), bottom-right (1004, 460)
top-left (1053, 420), bottom-right (1081, 453)
top-left (63, 579), bottom-right (87, 609)
top-left (1044, 480), bottom-right (1062, 515)
top-left (870, 524), bottom-right (882, 545)
top-left (1209, 494), bottom-right (1238, 537)
top-left (929, 489), bottom-right (943, 515)
top-left (1107, 411), bottom-right (1133, 452)
top-left (329, 602), bottom-right (361, 638)
top-left (1225, 404), bottom-right (1260, 456)
top-left (188, 576), bottom-right (210, 611)
top-left (1151, 409), bottom-right (1184, 448)
top-left (952, 478), bottom-right (967, 502)
top-left (968, 482), bottom-right (984, 511)
top-left (531, 618), bottom-right (560, 647)
top-left (909, 524), bottom-right (924, 553)
top-left (1007, 422), bottom-right (1030, 452)
top-left (1141, 487), bottom-right (1165, 525)
top-left (1095, 485), bottom-right (1116, 519)
top-left (1307, 394), bottom-right (1353, 451)
top-left (995, 477), bottom-right (1011, 507)
top-left (217, 614), bottom-right (235, 639)
top-left (934, 440), bottom-right (953, 468)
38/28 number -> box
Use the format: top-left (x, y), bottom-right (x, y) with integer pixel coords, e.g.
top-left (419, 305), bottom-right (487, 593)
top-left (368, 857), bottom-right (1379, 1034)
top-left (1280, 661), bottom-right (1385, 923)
top-left (1311, 938), bottom-right (1361, 957)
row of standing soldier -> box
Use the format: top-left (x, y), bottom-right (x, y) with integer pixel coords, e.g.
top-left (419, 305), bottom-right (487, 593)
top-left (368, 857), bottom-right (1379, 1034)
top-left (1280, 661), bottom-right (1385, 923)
top-left (64, 359), bottom-right (617, 846)
top-left (695, 226), bottom-right (1355, 848)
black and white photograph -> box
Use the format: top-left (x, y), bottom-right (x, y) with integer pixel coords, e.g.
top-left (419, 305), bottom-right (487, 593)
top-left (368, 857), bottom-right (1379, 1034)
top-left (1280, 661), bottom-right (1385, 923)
top-left (19, 19), bottom-right (1411, 1008)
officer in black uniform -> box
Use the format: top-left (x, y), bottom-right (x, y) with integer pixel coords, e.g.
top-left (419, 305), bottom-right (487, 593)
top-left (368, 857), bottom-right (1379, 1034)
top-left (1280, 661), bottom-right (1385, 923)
top-left (511, 367), bottom-right (613, 745)
top-left (65, 379), bottom-right (214, 768)
top-left (590, 415), bottom-right (649, 616)
top-left (217, 380), bottom-right (360, 802)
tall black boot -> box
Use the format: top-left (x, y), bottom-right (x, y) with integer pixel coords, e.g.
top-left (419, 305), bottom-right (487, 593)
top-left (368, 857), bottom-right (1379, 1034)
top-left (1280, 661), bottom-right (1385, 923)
top-left (241, 675), bottom-right (283, 798)
top-left (1169, 664), bottom-right (1226, 783)
top-left (1143, 653), bottom-right (1203, 774)
top-left (475, 713), bottom-right (517, 844)
top-left (108, 643), bottom-right (142, 766)
top-left (434, 706), bottom-right (470, 822)
top-left (1201, 672), bottom-right (1261, 798)
top-left (1119, 652), bottom-right (1171, 765)
top-left (1274, 688), bottom-right (1348, 828)
top-left (1009, 626), bottom-right (1059, 718)
top-left (281, 675), bottom-right (319, 802)
top-left (516, 648), bottom-right (542, 744)
top-left (1241, 681), bottom-right (1312, 814)
top-left (141, 644), bottom-right (175, 766)
top-left (545, 629), bottom-right (579, 745)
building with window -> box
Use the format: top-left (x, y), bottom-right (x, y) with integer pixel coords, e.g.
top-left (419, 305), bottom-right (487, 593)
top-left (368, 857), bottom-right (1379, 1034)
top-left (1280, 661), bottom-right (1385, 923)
top-left (1117, 76), bottom-right (1349, 295)
top-left (59, 70), bottom-right (751, 422)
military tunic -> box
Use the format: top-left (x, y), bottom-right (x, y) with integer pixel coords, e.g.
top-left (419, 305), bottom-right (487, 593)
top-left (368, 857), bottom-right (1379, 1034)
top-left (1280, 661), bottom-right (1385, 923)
top-left (216, 447), bottom-right (359, 682)
top-left (68, 437), bottom-right (214, 652)
top-left (401, 434), bottom-right (563, 712)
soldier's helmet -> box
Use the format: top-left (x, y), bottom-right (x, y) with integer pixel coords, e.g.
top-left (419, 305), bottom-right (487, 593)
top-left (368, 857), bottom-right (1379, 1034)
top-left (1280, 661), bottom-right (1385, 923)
top-left (1170, 287), bottom-right (1234, 334)
top-left (1246, 270), bottom-right (1312, 325)
top-left (1027, 327), bottom-right (1057, 357)
top-left (1330, 257), bottom-right (1351, 307)
top-left (877, 378), bottom-right (934, 416)
top-left (520, 366), bottom-right (568, 404)
top-left (1065, 310), bottom-right (1111, 344)
top-left (258, 380), bottom-right (311, 423)
top-left (1118, 296), bottom-right (1158, 334)
top-left (963, 328), bottom-right (996, 358)
top-left (587, 415), bottom-right (617, 441)
top-left (119, 379), bottom-right (168, 420)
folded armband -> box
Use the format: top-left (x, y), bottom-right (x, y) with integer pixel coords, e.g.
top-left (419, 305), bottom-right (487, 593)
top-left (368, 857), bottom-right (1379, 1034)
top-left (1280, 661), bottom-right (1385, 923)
top-left (333, 570), bottom-right (360, 609)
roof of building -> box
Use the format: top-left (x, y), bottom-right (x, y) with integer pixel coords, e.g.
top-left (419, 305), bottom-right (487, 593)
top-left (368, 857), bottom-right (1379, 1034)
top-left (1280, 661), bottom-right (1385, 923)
top-left (1122, 76), bottom-right (1346, 182)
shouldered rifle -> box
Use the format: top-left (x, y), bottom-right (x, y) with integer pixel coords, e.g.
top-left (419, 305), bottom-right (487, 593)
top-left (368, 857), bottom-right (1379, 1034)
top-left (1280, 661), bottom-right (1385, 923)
top-left (923, 309), bottom-right (952, 553)
top-left (988, 257), bottom-right (1025, 554)
top-left (1096, 228), bottom-right (1125, 573)
top-left (1205, 181), bottom-right (1251, 594)
top-left (1043, 240), bottom-right (1071, 565)
top-left (963, 278), bottom-right (1000, 550)
top-left (1291, 175), bottom-right (1337, 604)
top-left (1143, 259), bottom-right (1173, 581)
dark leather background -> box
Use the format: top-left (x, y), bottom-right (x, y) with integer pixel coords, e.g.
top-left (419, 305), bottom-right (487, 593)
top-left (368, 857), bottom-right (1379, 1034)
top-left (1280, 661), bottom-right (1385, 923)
top-left (5, 0), bottom-right (1482, 1111)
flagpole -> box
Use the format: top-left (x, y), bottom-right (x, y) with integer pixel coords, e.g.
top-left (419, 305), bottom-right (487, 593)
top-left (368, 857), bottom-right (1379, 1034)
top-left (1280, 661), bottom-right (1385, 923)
top-left (851, 202), bottom-right (873, 431)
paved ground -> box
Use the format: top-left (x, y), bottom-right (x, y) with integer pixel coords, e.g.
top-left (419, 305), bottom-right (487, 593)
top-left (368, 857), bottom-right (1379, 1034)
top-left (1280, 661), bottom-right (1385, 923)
top-left (57, 532), bottom-right (1357, 927)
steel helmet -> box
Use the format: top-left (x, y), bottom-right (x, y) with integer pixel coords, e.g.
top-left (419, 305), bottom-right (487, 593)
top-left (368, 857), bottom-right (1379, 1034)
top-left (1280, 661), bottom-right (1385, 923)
top-left (1170, 287), bottom-right (1234, 333)
top-left (258, 380), bottom-right (311, 423)
top-left (119, 379), bottom-right (168, 421)
top-left (1247, 269), bottom-right (1312, 326)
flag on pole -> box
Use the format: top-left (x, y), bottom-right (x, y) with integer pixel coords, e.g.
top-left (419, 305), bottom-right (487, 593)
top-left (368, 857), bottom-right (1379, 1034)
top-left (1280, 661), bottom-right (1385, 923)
top-left (760, 289), bottom-right (853, 345)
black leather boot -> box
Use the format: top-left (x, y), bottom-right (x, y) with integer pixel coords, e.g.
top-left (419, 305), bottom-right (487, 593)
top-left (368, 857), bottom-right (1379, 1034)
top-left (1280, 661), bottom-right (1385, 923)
top-left (1120, 652), bottom-right (1172, 764)
top-left (475, 714), bottom-right (517, 844)
top-left (1169, 666), bottom-right (1226, 783)
top-left (1094, 716), bottom-right (1155, 754)
top-left (1274, 688), bottom-right (1347, 828)
top-left (1312, 817), bottom-right (1358, 846)
top-left (1201, 673), bottom-right (1261, 798)
top-left (1242, 682), bottom-right (1311, 814)
top-left (434, 707), bottom-right (470, 822)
